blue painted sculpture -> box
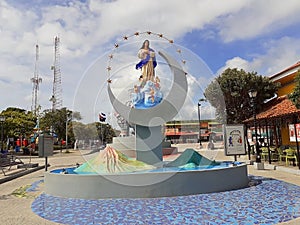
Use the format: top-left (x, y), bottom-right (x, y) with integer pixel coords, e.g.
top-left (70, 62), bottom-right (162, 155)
top-left (131, 77), bottom-right (163, 109)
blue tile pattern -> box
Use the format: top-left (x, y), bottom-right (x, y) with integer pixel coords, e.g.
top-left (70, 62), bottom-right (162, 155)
top-left (26, 180), bottom-right (43, 192)
top-left (31, 176), bottom-right (300, 225)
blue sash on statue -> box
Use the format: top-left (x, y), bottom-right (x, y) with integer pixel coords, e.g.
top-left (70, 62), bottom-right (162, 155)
top-left (135, 48), bottom-right (157, 70)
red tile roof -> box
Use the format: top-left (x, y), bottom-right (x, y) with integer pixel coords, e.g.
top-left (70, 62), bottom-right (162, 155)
top-left (245, 96), bottom-right (300, 122)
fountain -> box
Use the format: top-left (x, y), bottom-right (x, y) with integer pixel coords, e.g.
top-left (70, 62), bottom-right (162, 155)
top-left (44, 45), bottom-right (249, 199)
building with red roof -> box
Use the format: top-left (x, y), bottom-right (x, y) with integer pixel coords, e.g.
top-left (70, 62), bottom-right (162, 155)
top-left (245, 61), bottom-right (300, 159)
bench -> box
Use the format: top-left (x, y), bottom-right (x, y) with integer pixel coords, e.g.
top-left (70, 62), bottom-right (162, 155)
top-left (0, 154), bottom-right (24, 176)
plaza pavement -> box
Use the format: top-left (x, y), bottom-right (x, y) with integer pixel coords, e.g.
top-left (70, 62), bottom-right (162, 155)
top-left (0, 143), bottom-right (300, 225)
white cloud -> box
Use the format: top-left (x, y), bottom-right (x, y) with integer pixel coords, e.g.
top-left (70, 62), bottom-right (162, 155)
top-left (258, 37), bottom-right (300, 75)
top-left (217, 37), bottom-right (300, 76)
top-left (88, 0), bottom-right (248, 42)
top-left (216, 57), bottom-right (251, 75)
top-left (217, 0), bottom-right (300, 42)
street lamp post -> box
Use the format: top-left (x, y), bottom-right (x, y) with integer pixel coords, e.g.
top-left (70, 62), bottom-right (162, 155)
top-left (0, 116), bottom-right (5, 152)
top-left (99, 112), bottom-right (107, 147)
top-left (49, 95), bottom-right (56, 112)
top-left (198, 98), bottom-right (206, 148)
top-left (248, 89), bottom-right (261, 163)
top-left (66, 113), bottom-right (71, 150)
top-left (49, 95), bottom-right (56, 136)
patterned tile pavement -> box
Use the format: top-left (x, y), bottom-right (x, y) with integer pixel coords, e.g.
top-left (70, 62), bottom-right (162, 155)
top-left (31, 176), bottom-right (300, 225)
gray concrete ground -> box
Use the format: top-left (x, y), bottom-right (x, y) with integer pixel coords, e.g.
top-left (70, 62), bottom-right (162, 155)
top-left (0, 143), bottom-right (300, 225)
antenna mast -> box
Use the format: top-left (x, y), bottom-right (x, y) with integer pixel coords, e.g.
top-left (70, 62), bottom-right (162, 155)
top-left (50, 36), bottom-right (63, 111)
top-left (31, 44), bottom-right (42, 116)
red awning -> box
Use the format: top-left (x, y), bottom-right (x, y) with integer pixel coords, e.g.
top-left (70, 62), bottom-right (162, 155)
top-left (165, 132), bottom-right (198, 136)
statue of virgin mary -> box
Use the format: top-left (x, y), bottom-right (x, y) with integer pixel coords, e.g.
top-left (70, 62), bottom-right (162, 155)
top-left (135, 40), bottom-right (157, 82)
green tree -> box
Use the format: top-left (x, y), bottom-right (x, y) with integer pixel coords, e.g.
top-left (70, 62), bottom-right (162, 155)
top-left (0, 107), bottom-right (36, 139)
top-left (288, 70), bottom-right (300, 108)
top-left (72, 121), bottom-right (116, 144)
top-left (72, 121), bottom-right (92, 141)
top-left (39, 107), bottom-right (82, 143)
top-left (96, 122), bottom-right (116, 144)
top-left (204, 68), bottom-right (280, 124)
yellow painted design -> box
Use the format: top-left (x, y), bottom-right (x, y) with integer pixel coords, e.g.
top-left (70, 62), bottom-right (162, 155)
top-left (11, 185), bottom-right (31, 198)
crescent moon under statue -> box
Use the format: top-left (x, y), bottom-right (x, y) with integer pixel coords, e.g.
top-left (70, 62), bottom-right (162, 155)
top-left (108, 50), bottom-right (188, 127)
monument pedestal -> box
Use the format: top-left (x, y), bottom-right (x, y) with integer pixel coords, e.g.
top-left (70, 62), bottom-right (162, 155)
top-left (135, 125), bottom-right (163, 165)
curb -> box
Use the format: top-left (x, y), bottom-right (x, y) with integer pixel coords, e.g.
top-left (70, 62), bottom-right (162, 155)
top-left (0, 165), bottom-right (45, 185)
top-left (260, 163), bottom-right (300, 175)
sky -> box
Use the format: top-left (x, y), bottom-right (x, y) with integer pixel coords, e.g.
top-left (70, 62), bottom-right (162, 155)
top-left (1, 0), bottom-right (300, 126)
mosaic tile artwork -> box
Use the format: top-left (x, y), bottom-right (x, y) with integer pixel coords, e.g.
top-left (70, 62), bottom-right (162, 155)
top-left (26, 180), bottom-right (44, 192)
top-left (31, 176), bottom-right (300, 225)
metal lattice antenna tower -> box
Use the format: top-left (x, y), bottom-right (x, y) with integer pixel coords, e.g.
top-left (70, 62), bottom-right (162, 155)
top-left (31, 44), bottom-right (42, 116)
top-left (50, 36), bottom-right (63, 111)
